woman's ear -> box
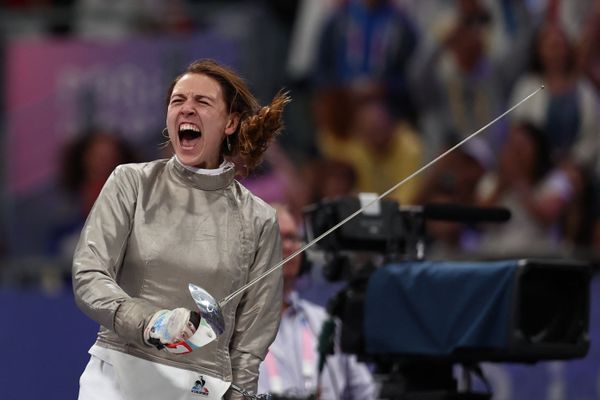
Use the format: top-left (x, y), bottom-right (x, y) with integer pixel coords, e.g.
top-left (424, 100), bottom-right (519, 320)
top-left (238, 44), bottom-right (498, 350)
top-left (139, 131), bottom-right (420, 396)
top-left (225, 113), bottom-right (240, 135)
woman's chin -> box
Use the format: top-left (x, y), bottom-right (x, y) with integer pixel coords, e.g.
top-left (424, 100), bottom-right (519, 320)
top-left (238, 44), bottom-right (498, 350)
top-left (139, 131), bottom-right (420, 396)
top-left (177, 153), bottom-right (203, 167)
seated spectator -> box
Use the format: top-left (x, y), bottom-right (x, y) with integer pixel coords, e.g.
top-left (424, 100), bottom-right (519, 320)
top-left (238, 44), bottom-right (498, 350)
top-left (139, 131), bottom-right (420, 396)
top-left (416, 138), bottom-right (493, 259)
top-left (239, 142), bottom-right (311, 219)
top-left (416, 137), bottom-right (492, 207)
top-left (509, 21), bottom-right (600, 165)
top-left (475, 122), bottom-right (571, 257)
top-left (317, 158), bottom-right (358, 201)
top-left (578, 0), bottom-right (600, 91)
top-left (411, 0), bottom-right (507, 157)
top-left (47, 129), bottom-right (136, 260)
top-left (314, 0), bottom-right (418, 116)
top-left (318, 83), bottom-right (424, 205)
top-left (555, 159), bottom-right (598, 250)
top-left (258, 204), bottom-right (376, 400)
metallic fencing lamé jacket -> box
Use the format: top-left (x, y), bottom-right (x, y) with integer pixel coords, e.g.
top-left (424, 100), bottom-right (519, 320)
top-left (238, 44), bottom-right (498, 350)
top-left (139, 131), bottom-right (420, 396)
top-left (72, 157), bottom-right (283, 398)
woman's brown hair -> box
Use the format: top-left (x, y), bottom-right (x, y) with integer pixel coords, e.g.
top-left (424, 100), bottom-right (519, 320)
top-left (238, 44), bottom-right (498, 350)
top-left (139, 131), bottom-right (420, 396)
top-left (166, 59), bottom-right (291, 173)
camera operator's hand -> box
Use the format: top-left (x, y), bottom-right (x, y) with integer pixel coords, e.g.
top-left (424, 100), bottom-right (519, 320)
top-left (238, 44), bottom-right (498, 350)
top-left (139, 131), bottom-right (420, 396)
top-left (143, 308), bottom-right (200, 350)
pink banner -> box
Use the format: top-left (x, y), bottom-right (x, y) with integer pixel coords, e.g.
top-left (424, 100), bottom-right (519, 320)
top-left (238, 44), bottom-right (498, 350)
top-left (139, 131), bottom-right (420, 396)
top-left (6, 33), bottom-right (236, 196)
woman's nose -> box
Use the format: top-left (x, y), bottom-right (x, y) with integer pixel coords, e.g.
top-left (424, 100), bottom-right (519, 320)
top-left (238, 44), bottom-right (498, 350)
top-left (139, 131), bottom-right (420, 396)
top-left (180, 103), bottom-right (196, 116)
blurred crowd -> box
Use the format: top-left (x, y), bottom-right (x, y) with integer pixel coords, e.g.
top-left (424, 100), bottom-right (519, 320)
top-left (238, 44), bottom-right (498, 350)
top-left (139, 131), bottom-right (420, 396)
top-left (2, 0), bottom-right (600, 283)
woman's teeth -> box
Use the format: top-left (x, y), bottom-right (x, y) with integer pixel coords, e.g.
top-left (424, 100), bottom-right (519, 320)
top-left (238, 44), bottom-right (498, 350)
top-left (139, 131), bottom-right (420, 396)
top-left (179, 123), bottom-right (199, 132)
top-left (178, 123), bottom-right (202, 142)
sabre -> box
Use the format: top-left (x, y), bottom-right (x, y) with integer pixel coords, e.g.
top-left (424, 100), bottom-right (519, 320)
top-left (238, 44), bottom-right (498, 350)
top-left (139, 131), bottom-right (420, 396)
top-left (188, 85), bottom-right (545, 341)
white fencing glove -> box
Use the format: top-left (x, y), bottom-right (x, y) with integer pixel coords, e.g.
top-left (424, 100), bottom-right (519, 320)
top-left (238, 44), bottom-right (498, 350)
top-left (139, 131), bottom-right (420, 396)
top-left (144, 308), bottom-right (200, 350)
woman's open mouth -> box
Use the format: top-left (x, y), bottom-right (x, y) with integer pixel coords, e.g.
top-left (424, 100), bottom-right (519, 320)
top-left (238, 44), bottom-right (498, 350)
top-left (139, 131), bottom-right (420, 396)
top-left (179, 123), bottom-right (202, 149)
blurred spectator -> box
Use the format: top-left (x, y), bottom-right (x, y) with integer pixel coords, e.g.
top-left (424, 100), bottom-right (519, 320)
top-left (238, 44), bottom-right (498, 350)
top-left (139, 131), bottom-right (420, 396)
top-left (482, 0), bottom-right (537, 68)
top-left (285, 0), bottom-right (338, 83)
top-left (407, 0), bottom-right (534, 66)
top-left (293, 157), bottom-right (358, 308)
top-left (475, 122), bottom-right (571, 257)
top-left (416, 137), bottom-right (492, 207)
top-left (422, 187), bottom-right (465, 261)
top-left (551, 0), bottom-right (596, 41)
top-left (239, 142), bottom-right (311, 219)
top-left (509, 21), bottom-right (600, 166)
top-left (312, 85), bottom-right (356, 155)
top-left (507, 18), bottom-right (600, 257)
top-left (48, 129), bottom-right (136, 260)
top-left (317, 83), bottom-right (423, 205)
top-left (559, 160), bottom-right (597, 249)
top-left (399, 0), bottom-right (454, 47)
top-left (412, 0), bottom-right (507, 159)
top-left (578, 0), bottom-right (600, 92)
top-left (258, 204), bottom-right (376, 399)
top-left (573, 3), bottom-right (600, 192)
top-left (416, 138), bottom-right (493, 259)
top-left (314, 0), bottom-right (419, 117)
top-left (313, 158), bottom-right (358, 201)
top-left (73, 0), bottom-right (192, 39)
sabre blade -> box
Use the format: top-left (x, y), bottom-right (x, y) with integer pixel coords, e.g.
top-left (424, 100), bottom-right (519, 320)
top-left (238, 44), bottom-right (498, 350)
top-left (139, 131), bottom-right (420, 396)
top-left (217, 85), bottom-right (545, 307)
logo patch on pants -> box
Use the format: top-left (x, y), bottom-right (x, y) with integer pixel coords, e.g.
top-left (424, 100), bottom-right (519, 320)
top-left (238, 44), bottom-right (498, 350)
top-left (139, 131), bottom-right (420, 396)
top-left (191, 376), bottom-right (210, 396)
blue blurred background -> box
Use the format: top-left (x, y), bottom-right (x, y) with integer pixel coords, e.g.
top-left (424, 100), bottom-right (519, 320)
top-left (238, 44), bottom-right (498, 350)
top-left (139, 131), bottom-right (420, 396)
top-left (1, 0), bottom-right (600, 399)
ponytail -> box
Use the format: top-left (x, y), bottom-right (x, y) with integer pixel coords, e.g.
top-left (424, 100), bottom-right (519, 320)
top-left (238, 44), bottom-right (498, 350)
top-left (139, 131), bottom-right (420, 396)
top-left (235, 90), bottom-right (291, 173)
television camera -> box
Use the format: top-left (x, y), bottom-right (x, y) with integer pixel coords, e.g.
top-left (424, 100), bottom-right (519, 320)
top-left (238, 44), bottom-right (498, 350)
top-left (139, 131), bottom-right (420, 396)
top-left (302, 194), bottom-right (591, 400)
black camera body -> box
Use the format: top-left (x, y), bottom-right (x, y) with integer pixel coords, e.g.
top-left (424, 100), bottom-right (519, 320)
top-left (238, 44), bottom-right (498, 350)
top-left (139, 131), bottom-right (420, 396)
top-left (303, 196), bottom-right (591, 399)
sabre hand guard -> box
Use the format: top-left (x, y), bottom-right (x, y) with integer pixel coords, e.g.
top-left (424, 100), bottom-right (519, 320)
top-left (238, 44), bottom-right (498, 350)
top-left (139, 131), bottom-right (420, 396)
top-left (144, 308), bottom-right (199, 350)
